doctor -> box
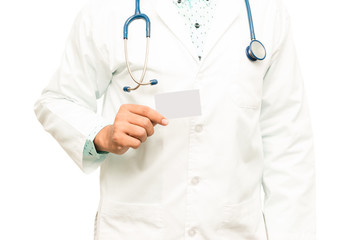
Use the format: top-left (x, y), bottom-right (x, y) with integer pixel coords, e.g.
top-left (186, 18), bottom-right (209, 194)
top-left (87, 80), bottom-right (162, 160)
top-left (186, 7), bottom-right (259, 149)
top-left (34, 0), bottom-right (315, 239)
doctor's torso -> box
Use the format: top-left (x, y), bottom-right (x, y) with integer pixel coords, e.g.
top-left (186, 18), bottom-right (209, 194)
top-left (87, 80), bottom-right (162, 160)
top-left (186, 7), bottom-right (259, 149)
top-left (92, 0), bottom-right (274, 239)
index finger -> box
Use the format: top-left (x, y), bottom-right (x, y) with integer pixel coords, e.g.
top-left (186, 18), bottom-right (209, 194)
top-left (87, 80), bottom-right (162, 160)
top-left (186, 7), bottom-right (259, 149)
top-left (126, 104), bottom-right (169, 126)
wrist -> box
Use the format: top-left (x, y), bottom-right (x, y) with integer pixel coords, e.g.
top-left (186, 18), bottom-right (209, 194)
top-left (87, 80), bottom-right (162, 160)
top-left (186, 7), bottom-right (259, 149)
top-left (94, 125), bottom-right (113, 152)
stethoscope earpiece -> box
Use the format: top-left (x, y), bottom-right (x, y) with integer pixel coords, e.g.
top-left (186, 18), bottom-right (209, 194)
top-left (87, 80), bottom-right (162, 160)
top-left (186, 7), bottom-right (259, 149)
top-left (246, 39), bottom-right (266, 61)
top-left (150, 79), bottom-right (158, 85)
top-left (123, 86), bottom-right (131, 92)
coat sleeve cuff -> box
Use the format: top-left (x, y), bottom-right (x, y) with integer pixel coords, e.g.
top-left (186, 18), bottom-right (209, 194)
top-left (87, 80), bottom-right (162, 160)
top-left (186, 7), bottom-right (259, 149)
top-left (82, 122), bottom-right (112, 174)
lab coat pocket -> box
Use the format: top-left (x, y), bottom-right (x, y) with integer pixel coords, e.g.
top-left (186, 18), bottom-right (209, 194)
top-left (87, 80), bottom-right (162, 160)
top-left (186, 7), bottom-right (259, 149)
top-left (228, 75), bottom-right (262, 110)
top-left (97, 201), bottom-right (165, 240)
top-left (216, 198), bottom-right (265, 239)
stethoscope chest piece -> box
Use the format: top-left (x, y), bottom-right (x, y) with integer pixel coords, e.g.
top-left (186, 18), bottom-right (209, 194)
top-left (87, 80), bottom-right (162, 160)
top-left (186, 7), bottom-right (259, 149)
top-left (246, 39), bottom-right (266, 61)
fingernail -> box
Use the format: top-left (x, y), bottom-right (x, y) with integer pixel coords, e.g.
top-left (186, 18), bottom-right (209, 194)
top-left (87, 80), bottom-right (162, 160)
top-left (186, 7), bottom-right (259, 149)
top-left (161, 119), bottom-right (169, 125)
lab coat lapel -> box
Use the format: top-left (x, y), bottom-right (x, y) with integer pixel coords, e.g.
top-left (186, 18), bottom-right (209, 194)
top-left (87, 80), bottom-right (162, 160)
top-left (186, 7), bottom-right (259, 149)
top-left (155, 0), bottom-right (241, 64)
top-left (155, 0), bottom-right (200, 63)
top-left (201, 0), bottom-right (241, 62)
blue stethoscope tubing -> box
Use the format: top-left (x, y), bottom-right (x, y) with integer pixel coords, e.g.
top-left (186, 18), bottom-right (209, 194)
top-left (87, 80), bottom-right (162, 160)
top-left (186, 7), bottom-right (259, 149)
top-left (123, 0), bottom-right (150, 39)
top-left (123, 0), bottom-right (266, 92)
top-left (244, 0), bottom-right (266, 61)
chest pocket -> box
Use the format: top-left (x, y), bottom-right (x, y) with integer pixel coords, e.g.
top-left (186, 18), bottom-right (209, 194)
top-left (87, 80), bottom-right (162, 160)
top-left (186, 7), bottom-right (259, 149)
top-left (201, 34), bottom-right (265, 110)
top-left (223, 58), bottom-right (265, 110)
top-left (229, 70), bottom-right (263, 110)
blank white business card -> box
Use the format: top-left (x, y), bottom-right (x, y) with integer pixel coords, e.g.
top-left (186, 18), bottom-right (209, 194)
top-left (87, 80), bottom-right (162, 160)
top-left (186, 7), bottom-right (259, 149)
top-left (154, 89), bottom-right (202, 119)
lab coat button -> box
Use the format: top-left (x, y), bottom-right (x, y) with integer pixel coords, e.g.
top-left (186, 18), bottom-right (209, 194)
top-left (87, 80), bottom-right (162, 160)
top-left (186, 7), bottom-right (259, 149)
top-left (195, 125), bottom-right (203, 132)
top-left (191, 176), bottom-right (200, 185)
top-left (188, 227), bottom-right (197, 236)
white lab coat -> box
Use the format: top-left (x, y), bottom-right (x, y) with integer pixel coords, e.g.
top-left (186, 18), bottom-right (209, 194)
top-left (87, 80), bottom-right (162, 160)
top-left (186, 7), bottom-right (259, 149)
top-left (34, 0), bottom-right (315, 239)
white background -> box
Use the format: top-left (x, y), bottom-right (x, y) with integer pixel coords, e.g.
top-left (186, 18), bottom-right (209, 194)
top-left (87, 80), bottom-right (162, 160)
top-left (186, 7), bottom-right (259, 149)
top-left (1, 0), bottom-right (359, 239)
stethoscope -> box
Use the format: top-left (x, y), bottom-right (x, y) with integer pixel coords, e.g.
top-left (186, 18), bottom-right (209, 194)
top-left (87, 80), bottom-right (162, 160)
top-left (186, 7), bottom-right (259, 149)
top-left (123, 0), bottom-right (266, 92)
